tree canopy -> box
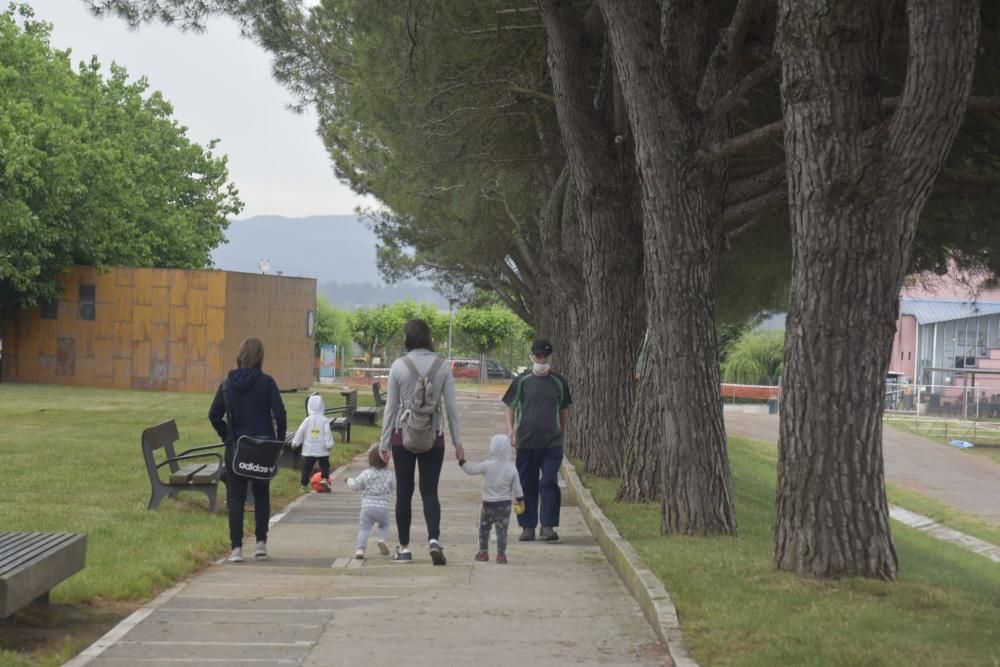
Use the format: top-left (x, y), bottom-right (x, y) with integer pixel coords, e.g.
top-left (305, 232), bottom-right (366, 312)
top-left (0, 4), bottom-right (241, 318)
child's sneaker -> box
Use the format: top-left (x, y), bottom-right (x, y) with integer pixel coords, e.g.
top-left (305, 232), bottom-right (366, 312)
top-left (227, 547), bottom-right (244, 563)
top-left (354, 548), bottom-right (365, 560)
top-left (474, 550), bottom-right (489, 562)
top-left (496, 553), bottom-right (508, 564)
top-left (376, 539), bottom-right (390, 556)
top-left (392, 546), bottom-right (412, 563)
top-left (300, 485), bottom-right (309, 493)
top-left (320, 478), bottom-right (331, 492)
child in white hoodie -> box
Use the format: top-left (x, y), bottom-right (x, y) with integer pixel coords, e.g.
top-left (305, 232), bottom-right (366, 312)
top-left (291, 393), bottom-right (334, 492)
top-left (460, 434), bottom-right (524, 564)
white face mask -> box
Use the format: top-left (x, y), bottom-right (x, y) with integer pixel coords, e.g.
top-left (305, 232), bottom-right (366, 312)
top-left (532, 362), bottom-right (550, 375)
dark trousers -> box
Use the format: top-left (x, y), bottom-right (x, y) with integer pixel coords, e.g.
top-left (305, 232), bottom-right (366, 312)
top-left (300, 455), bottom-right (331, 486)
top-left (516, 446), bottom-right (563, 529)
top-left (392, 444), bottom-right (445, 546)
top-left (226, 472), bottom-right (271, 548)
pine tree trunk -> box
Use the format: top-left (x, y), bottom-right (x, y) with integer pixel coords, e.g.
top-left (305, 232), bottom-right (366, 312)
top-left (775, 0), bottom-right (980, 578)
top-left (538, 0), bottom-right (645, 478)
top-left (600, 1), bottom-right (737, 533)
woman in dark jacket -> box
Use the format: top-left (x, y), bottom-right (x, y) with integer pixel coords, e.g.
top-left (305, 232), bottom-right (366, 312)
top-left (209, 337), bottom-right (287, 562)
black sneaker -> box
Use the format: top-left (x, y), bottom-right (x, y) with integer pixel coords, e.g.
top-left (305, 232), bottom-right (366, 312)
top-left (392, 546), bottom-right (412, 563)
top-left (539, 526), bottom-right (559, 542)
top-left (429, 540), bottom-right (447, 566)
top-left (519, 527), bottom-right (535, 542)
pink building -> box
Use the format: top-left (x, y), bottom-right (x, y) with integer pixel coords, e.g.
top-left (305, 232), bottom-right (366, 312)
top-left (890, 268), bottom-right (1000, 399)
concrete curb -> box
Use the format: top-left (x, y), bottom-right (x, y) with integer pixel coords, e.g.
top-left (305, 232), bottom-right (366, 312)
top-left (561, 462), bottom-right (699, 667)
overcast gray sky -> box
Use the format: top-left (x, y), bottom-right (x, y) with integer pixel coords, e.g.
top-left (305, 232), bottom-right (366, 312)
top-left (30, 0), bottom-right (374, 219)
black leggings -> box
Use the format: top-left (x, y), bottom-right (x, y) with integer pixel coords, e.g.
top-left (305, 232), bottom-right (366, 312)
top-left (225, 472), bottom-right (270, 548)
top-left (300, 456), bottom-right (330, 486)
top-left (392, 445), bottom-right (445, 546)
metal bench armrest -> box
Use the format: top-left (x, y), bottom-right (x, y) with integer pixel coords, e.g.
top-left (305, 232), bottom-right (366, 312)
top-left (156, 452), bottom-right (223, 470)
top-left (176, 442), bottom-right (225, 456)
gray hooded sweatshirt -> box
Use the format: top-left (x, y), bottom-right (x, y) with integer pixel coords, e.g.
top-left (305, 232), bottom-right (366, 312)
top-left (461, 434), bottom-right (524, 503)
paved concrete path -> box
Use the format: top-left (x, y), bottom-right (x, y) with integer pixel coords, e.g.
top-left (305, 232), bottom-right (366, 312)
top-left (75, 397), bottom-right (670, 666)
top-left (724, 410), bottom-right (1000, 525)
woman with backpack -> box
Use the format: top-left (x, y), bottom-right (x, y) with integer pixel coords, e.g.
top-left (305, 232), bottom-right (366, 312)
top-left (379, 319), bottom-right (464, 565)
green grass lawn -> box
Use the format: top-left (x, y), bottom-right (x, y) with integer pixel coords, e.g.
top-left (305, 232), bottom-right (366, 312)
top-left (581, 437), bottom-right (1000, 666)
top-left (0, 382), bottom-right (375, 667)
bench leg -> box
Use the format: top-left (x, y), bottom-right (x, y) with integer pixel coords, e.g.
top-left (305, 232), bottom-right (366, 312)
top-left (148, 486), bottom-right (170, 510)
top-left (205, 486), bottom-right (218, 513)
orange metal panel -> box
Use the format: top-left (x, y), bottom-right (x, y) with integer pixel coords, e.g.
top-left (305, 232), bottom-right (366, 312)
top-left (95, 269), bottom-right (116, 298)
top-left (133, 269), bottom-right (153, 306)
top-left (113, 322), bottom-right (133, 358)
top-left (206, 343), bottom-right (225, 385)
top-left (116, 268), bottom-right (134, 287)
top-left (132, 304), bottom-right (152, 342)
top-left (188, 324), bottom-right (207, 361)
top-left (207, 273), bottom-right (227, 307)
top-left (186, 360), bottom-right (206, 390)
top-left (187, 289), bottom-right (207, 325)
top-left (76, 324), bottom-right (94, 357)
top-left (152, 268), bottom-right (172, 287)
top-left (150, 323), bottom-right (169, 361)
top-left (170, 271), bottom-right (189, 307)
top-left (206, 307), bottom-right (226, 345)
top-left (38, 320), bottom-right (57, 357)
top-left (95, 303), bottom-right (115, 340)
top-left (75, 355), bottom-right (95, 386)
top-left (132, 341), bottom-right (151, 378)
top-left (76, 265), bottom-right (97, 286)
top-left (112, 358), bottom-right (132, 389)
top-left (189, 271), bottom-right (212, 291)
top-left (168, 343), bottom-right (187, 380)
top-left (151, 287), bottom-right (170, 323)
top-left (93, 339), bottom-right (113, 376)
top-left (169, 306), bottom-right (188, 342)
top-left (59, 269), bottom-right (78, 301)
top-left (114, 287), bottom-right (133, 323)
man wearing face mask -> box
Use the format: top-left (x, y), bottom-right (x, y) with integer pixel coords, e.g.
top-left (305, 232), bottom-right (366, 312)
top-left (502, 339), bottom-right (572, 542)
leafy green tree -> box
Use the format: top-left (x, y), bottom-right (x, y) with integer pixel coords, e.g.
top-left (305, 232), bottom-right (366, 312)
top-left (721, 329), bottom-right (784, 386)
top-left (0, 5), bottom-right (241, 328)
top-left (314, 297), bottom-right (352, 354)
top-left (454, 307), bottom-right (521, 355)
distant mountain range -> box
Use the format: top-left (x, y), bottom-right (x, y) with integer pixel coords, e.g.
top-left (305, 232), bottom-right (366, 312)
top-left (211, 215), bottom-right (448, 309)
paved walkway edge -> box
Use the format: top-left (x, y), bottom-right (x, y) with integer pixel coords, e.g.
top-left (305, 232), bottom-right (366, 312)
top-left (889, 504), bottom-right (1000, 562)
top-left (561, 462), bottom-right (699, 667)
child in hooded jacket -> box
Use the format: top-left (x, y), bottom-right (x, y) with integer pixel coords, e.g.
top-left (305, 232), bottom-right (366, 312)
top-left (460, 434), bottom-right (524, 564)
top-left (291, 393), bottom-right (334, 492)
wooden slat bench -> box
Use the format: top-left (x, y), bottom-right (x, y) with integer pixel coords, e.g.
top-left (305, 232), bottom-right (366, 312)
top-left (326, 389), bottom-right (357, 443)
top-left (354, 382), bottom-right (386, 427)
top-left (0, 531), bottom-right (87, 618)
top-left (142, 420), bottom-right (224, 512)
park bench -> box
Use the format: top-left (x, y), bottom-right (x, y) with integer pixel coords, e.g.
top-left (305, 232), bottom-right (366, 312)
top-left (327, 388), bottom-right (357, 442)
top-left (142, 420), bottom-right (224, 512)
top-left (0, 531), bottom-right (87, 618)
top-left (354, 382), bottom-right (386, 427)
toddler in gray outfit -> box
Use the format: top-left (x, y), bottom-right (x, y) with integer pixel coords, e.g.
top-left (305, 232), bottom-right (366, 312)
top-left (345, 447), bottom-right (396, 559)
top-left (460, 434), bottom-right (524, 564)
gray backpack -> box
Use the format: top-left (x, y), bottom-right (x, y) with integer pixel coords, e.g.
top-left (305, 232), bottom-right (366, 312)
top-left (400, 355), bottom-right (446, 453)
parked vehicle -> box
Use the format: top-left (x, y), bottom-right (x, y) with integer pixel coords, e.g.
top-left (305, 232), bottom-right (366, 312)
top-left (450, 358), bottom-right (516, 380)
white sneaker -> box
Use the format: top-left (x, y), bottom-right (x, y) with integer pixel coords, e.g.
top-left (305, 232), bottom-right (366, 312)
top-left (376, 539), bottom-right (390, 555)
top-left (254, 542), bottom-right (268, 559)
top-left (355, 548), bottom-right (365, 560)
top-left (227, 547), bottom-right (244, 563)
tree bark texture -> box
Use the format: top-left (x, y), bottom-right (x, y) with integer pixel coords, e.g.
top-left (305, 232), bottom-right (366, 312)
top-left (538, 0), bottom-right (645, 478)
top-left (775, 0), bottom-right (979, 578)
top-left (598, 0), bottom-right (737, 533)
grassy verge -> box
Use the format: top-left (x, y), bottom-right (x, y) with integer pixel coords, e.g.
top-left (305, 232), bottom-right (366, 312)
top-left (579, 436), bottom-right (1000, 666)
top-left (0, 383), bottom-right (375, 667)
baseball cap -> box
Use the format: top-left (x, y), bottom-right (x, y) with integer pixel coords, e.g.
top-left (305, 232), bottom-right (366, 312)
top-left (531, 339), bottom-right (554, 355)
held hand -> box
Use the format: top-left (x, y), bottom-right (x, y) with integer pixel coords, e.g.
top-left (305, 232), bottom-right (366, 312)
top-left (345, 476), bottom-right (353, 486)
top-left (508, 429), bottom-right (517, 448)
top-left (379, 449), bottom-right (391, 464)
top-left (454, 444), bottom-right (465, 461)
